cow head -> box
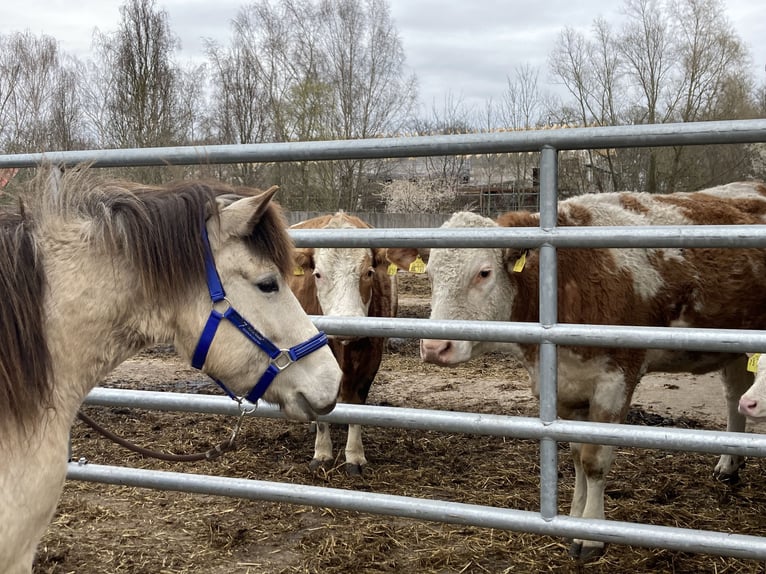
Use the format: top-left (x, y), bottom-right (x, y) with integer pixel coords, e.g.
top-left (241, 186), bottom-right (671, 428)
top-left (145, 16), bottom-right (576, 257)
top-left (387, 212), bottom-right (519, 365)
top-left (292, 214), bottom-right (394, 342)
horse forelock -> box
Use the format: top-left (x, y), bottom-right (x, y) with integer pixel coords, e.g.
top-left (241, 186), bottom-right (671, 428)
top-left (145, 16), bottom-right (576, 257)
top-left (0, 208), bottom-right (52, 436)
top-left (87, 180), bottom-right (214, 300)
top-left (245, 197), bottom-right (294, 278)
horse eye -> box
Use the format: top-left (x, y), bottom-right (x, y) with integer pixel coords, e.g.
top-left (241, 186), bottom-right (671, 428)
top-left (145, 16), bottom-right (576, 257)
top-left (256, 277), bottom-right (279, 293)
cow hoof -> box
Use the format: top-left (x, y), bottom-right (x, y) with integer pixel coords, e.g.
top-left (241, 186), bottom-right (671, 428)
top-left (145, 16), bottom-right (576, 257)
top-left (714, 456), bottom-right (745, 482)
top-left (713, 469), bottom-right (741, 484)
top-left (345, 462), bottom-right (364, 476)
top-left (309, 458), bottom-right (332, 472)
top-left (568, 540), bottom-right (605, 562)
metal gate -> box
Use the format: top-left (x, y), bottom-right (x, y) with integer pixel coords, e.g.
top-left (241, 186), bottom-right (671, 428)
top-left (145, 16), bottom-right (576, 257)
top-left (4, 118), bottom-right (766, 559)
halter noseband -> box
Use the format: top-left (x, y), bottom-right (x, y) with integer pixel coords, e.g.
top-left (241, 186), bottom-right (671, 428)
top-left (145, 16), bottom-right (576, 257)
top-left (191, 227), bottom-right (329, 404)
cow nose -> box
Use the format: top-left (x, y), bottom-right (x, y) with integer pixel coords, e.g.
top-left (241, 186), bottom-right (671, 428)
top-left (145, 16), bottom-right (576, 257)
top-left (739, 395), bottom-right (759, 416)
top-left (420, 339), bottom-right (452, 364)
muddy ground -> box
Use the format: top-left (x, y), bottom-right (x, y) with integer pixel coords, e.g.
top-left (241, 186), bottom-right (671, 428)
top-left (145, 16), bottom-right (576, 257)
top-left (34, 273), bottom-right (766, 574)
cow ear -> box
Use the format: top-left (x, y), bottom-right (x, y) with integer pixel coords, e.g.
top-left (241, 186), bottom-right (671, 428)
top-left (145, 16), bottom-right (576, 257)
top-left (292, 248), bottom-right (315, 276)
top-left (503, 247), bottom-right (532, 273)
top-left (385, 247), bottom-right (429, 272)
top-left (218, 186), bottom-right (279, 237)
top-left (372, 248), bottom-right (391, 268)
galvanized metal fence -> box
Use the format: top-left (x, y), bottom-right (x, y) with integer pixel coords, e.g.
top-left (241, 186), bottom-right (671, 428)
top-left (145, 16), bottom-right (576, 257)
top-left (6, 118), bottom-right (766, 559)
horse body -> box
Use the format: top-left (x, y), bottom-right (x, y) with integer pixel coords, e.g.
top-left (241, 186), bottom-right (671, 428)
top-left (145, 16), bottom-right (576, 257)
top-left (387, 181), bottom-right (766, 560)
top-left (0, 171), bottom-right (341, 573)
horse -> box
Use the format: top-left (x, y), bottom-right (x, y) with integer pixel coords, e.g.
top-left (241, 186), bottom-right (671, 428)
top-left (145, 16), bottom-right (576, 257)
top-left (0, 167), bottom-right (342, 573)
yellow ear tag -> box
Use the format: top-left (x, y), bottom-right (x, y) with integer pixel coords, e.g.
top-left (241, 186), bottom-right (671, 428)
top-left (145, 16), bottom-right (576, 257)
top-left (387, 262), bottom-right (398, 276)
top-left (293, 266), bottom-right (304, 276)
top-left (747, 353), bottom-right (761, 373)
top-left (408, 255), bottom-right (426, 274)
top-left (512, 251), bottom-right (527, 273)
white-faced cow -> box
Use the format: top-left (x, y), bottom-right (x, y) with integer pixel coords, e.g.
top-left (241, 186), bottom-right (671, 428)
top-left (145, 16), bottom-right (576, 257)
top-left (386, 181), bottom-right (766, 560)
top-left (289, 212), bottom-right (397, 474)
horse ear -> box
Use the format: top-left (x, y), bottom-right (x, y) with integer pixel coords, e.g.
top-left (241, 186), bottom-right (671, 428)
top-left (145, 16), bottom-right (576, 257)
top-left (218, 186), bottom-right (279, 237)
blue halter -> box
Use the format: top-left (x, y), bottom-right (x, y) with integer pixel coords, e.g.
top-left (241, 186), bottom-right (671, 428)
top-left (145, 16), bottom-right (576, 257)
top-left (191, 227), bottom-right (329, 404)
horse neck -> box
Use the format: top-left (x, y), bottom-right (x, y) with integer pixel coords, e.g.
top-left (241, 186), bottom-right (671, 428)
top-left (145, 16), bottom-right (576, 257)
top-left (42, 233), bottom-right (177, 416)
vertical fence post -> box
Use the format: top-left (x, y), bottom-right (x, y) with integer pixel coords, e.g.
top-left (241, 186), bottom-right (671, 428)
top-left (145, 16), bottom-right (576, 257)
top-left (538, 145), bottom-right (559, 520)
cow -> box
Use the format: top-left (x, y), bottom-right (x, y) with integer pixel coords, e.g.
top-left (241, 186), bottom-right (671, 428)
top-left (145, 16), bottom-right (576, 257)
top-left (385, 181), bottom-right (766, 560)
top-left (289, 212), bottom-right (398, 475)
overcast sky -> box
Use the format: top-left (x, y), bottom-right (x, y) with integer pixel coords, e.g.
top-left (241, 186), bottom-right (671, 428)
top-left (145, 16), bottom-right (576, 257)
top-left (2, 0), bottom-right (765, 113)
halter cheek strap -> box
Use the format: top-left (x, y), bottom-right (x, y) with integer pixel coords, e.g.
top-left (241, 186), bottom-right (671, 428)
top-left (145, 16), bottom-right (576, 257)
top-left (191, 227), bottom-right (329, 404)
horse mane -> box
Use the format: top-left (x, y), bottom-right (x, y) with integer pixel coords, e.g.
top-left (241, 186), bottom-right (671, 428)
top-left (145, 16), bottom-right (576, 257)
top-left (33, 167), bottom-right (294, 299)
top-left (2, 167), bottom-right (293, 434)
top-left (0, 204), bottom-right (51, 437)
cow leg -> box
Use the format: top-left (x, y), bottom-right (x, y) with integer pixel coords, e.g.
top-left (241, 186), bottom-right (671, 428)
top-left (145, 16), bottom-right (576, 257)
top-left (569, 442), bottom-right (587, 518)
top-left (310, 421), bottom-right (334, 470)
top-left (338, 367), bottom-right (374, 476)
top-left (714, 357), bottom-right (753, 481)
top-left (343, 423), bottom-right (367, 475)
top-left (568, 441), bottom-right (615, 561)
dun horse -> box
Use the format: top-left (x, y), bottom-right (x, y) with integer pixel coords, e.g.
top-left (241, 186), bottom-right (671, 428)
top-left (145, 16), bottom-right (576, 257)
top-left (0, 168), bottom-right (342, 573)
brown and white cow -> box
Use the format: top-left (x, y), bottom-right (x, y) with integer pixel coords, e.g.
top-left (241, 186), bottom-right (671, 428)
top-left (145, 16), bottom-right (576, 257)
top-left (386, 181), bottom-right (766, 560)
top-left (289, 212), bottom-right (397, 475)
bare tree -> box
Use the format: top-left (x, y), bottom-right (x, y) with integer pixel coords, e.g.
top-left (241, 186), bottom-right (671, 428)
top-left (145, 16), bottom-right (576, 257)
top-left (316, 0), bottom-right (416, 209)
top-left (550, 19), bottom-right (627, 192)
top-left (92, 0), bottom-right (186, 155)
top-left (409, 91), bottom-right (473, 192)
top-left (48, 55), bottom-right (91, 151)
top-left (550, 0), bottom-right (755, 193)
top-left (205, 0), bottom-right (416, 210)
top-left (0, 32), bottom-right (58, 152)
top-left (498, 64), bottom-right (544, 195)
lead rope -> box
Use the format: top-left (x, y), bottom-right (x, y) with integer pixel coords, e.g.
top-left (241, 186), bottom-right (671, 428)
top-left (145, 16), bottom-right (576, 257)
top-left (76, 400), bottom-right (253, 463)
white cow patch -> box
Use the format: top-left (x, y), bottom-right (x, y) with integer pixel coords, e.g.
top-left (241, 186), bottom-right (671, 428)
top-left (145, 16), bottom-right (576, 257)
top-left (527, 351), bottom-right (627, 418)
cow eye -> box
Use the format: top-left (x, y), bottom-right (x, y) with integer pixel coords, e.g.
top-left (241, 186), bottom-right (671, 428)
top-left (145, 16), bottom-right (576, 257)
top-left (256, 277), bottom-right (279, 293)
top-left (313, 270), bottom-right (322, 280)
top-left (366, 267), bottom-right (375, 278)
top-left (479, 269), bottom-right (491, 279)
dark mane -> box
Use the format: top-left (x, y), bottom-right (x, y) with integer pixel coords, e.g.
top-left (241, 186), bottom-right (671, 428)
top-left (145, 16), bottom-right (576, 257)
top-left (2, 168), bottom-right (293, 433)
top-left (0, 206), bottom-right (51, 435)
top-left (39, 170), bottom-right (294, 301)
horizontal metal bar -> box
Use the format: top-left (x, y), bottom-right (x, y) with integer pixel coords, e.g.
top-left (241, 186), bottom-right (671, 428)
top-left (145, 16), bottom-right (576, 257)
top-left (3, 119), bottom-right (766, 168)
top-left (82, 388), bottom-right (766, 457)
top-left (312, 316), bottom-right (766, 354)
top-left (65, 462), bottom-right (766, 559)
top-left (290, 225), bottom-right (766, 249)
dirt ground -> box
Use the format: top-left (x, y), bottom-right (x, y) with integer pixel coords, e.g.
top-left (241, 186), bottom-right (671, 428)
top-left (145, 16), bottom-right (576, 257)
top-left (33, 273), bottom-right (766, 574)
